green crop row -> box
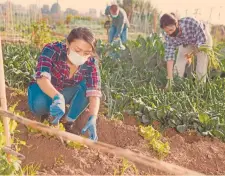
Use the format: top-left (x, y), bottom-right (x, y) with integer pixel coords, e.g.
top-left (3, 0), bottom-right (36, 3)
top-left (97, 34), bottom-right (225, 140)
top-left (2, 33), bottom-right (225, 140)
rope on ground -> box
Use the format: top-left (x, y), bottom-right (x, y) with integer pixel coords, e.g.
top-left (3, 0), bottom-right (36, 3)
top-left (0, 109), bottom-right (204, 176)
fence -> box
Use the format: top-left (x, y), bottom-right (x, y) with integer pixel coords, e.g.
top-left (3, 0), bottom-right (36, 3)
top-left (0, 1), bottom-right (41, 43)
top-left (0, 1), bottom-right (161, 43)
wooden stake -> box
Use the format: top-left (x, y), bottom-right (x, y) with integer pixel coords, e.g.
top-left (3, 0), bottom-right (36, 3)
top-left (0, 36), bottom-right (11, 147)
top-left (0, 109), bottom-right (204, 176)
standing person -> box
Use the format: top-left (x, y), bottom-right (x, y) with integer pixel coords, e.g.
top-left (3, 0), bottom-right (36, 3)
top-left (105, 4), bottom-right (129, 44)
top-left (28, 27), bottom-right (101, 141)
top-left (160, 13), bottom-right (213, 87)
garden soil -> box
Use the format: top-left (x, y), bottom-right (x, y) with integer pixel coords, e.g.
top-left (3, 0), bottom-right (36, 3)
top-left (5, 87), bottom-right (225, 175)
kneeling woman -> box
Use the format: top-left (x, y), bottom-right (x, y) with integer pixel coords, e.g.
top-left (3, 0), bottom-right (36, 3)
top-left (28, 27), bottom-right (101, 141)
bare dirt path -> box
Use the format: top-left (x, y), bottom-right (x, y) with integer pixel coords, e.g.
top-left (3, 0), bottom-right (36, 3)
top-left (6, 87), bottom-right (225, 175)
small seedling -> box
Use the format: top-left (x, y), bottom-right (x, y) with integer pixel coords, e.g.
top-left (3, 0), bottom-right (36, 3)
top-left (66, 141), bottom-right (86, 150)
top-left (54, 155), bottom-right (64, 167)
top-left (21, 164), bottom-right (40, 176)
top-left (139, 125), bottom-right (170, 159)
top-left (114, 158), bottom-right (138, 175)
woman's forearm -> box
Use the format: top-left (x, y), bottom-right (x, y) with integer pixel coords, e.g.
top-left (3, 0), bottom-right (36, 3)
top-left (88, 96), bottom-right (100, 117)
top-left (37, 77), bottom-right (59, 99)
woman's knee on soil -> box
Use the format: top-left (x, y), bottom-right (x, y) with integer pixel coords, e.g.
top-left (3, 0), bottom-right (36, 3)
top-left (32, 97), bottom-right (51, 116)
top-left (28, 84), bottom-right (52, 117)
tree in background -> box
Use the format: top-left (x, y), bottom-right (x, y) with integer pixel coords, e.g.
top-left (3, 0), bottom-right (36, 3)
top-left (30, 20), bottom-right (52, 49)
top-left (50, 3), bottom-right (61, 14)
top-left (41, 5), bottom-right (50, 14)
top-left (117, 0), bottom-right (160, 33)
top-left (117, 0), bottom-right (135, 22)
top-left (211, 25), bottom-right (225, 43)
top-left (117, 0), bottom-right (158, 21)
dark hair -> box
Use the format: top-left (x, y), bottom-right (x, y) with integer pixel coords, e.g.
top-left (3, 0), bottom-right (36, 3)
top-left (160, 13), bottom-right (178, 29)
top-left (67, 27), bottom-right (96, 52)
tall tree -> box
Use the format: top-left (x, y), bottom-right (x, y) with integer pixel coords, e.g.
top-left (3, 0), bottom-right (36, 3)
top-left (119, 0), bottom-right (157, 21)
top-left (121, 0), bottom-right (137, 22)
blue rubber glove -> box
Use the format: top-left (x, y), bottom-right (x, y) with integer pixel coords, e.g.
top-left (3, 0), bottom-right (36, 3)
top-left (50, 94), bottom-right (65, 125)
top-left (81, 115), bottom-right (98, 141)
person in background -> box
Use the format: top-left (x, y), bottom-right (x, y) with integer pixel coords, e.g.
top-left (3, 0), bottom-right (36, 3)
top-left (28, 27), bottom-right (101, 141)
top-left (160, 13), bottom-right (213, 88)
top-left (105, 4), bottom-right (129, 44)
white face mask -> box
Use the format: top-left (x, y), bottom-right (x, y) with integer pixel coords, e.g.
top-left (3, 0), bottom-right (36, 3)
top-left (111, 14), bottom-right (118, 18)
top-left (110, 9), bottom-right (119, 18)
top-left (67, 50), bottom-right (87, 66)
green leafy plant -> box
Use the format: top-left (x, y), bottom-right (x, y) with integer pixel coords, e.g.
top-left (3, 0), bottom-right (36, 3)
top-left (198, 45), bottom-right (221, 70)
top-left (139, 125), bottom-right (170, 159)
top-left (3, 33), bottom-right (225, 142)
top-left (114, 158), bottom-right (138, 175)
top-left (3, 43), bottom-right (40, 90)
top-left (127, 34), bottom-right (165, 68)
top-left (27, 119), bottom-right (65, 135)
top-left (29, 20), bottom-right (53, 48)
top-left (27, 119), bottom-right (85, 149)
top-left (66, 141), bottom-right (86, 150)
top-left (21, 164), bottom-right (40, 176)
top-left (54, 155), bottom-right (65, 167)
top-left (96, 35), bottom-right (225, 141)
top-left (9, 101), bottom-right (25, 117)
top-left (0, 120), bottom-right (23, 175)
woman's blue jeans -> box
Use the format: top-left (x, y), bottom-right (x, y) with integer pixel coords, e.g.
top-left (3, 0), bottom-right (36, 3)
top-left (28, 81), bottom-right (89, 122)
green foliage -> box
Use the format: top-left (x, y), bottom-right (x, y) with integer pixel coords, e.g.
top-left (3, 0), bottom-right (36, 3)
top-left (139, 126), bottom-right (170, 159)
top-left (66, 141), bottom-right (86, 150)
top-left (114, 158), bottom-right (138, 175)
top-left (97, 35), bottom-right (225, 141)
top-left (127, 34), bottom-right (165, 68)
top-left (65, 14), bottom-right (73, 25)
top-left (27, 119), bottom-right (65, 136)
top-left (198, 45), bottom-right (221, 70)
top-left (29, 20), bottom-right (53, 48)
top-left (21, 164), bottom-right (40, 176)
top-left (9, 101), bottom-right (25, 117)
top-left (3, 32), bottom-right (225, 142)
top-left (54, 155), bottom-right (64, 167)
top-left (3, 43), bottom-right (40, 90)
top-left (0, 120), bottom-right (23, 175)
top-left (27, 120), bottom-right (85, 150)
top-left (0, 154), bottom-right (21, 175)
top-left (73, 15), bottom-right (92, 21)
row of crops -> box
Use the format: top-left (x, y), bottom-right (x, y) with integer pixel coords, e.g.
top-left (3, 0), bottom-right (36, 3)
top-left (97, 35), bottom-right (225, 140)
top-left (2, 34), bottom-right (225, 141)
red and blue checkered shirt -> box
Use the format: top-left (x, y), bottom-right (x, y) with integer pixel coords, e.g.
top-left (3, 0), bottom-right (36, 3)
top-left (164, 17), bottom-right (207, 61)
top-left (30, 42), bottom-right (102, 97)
